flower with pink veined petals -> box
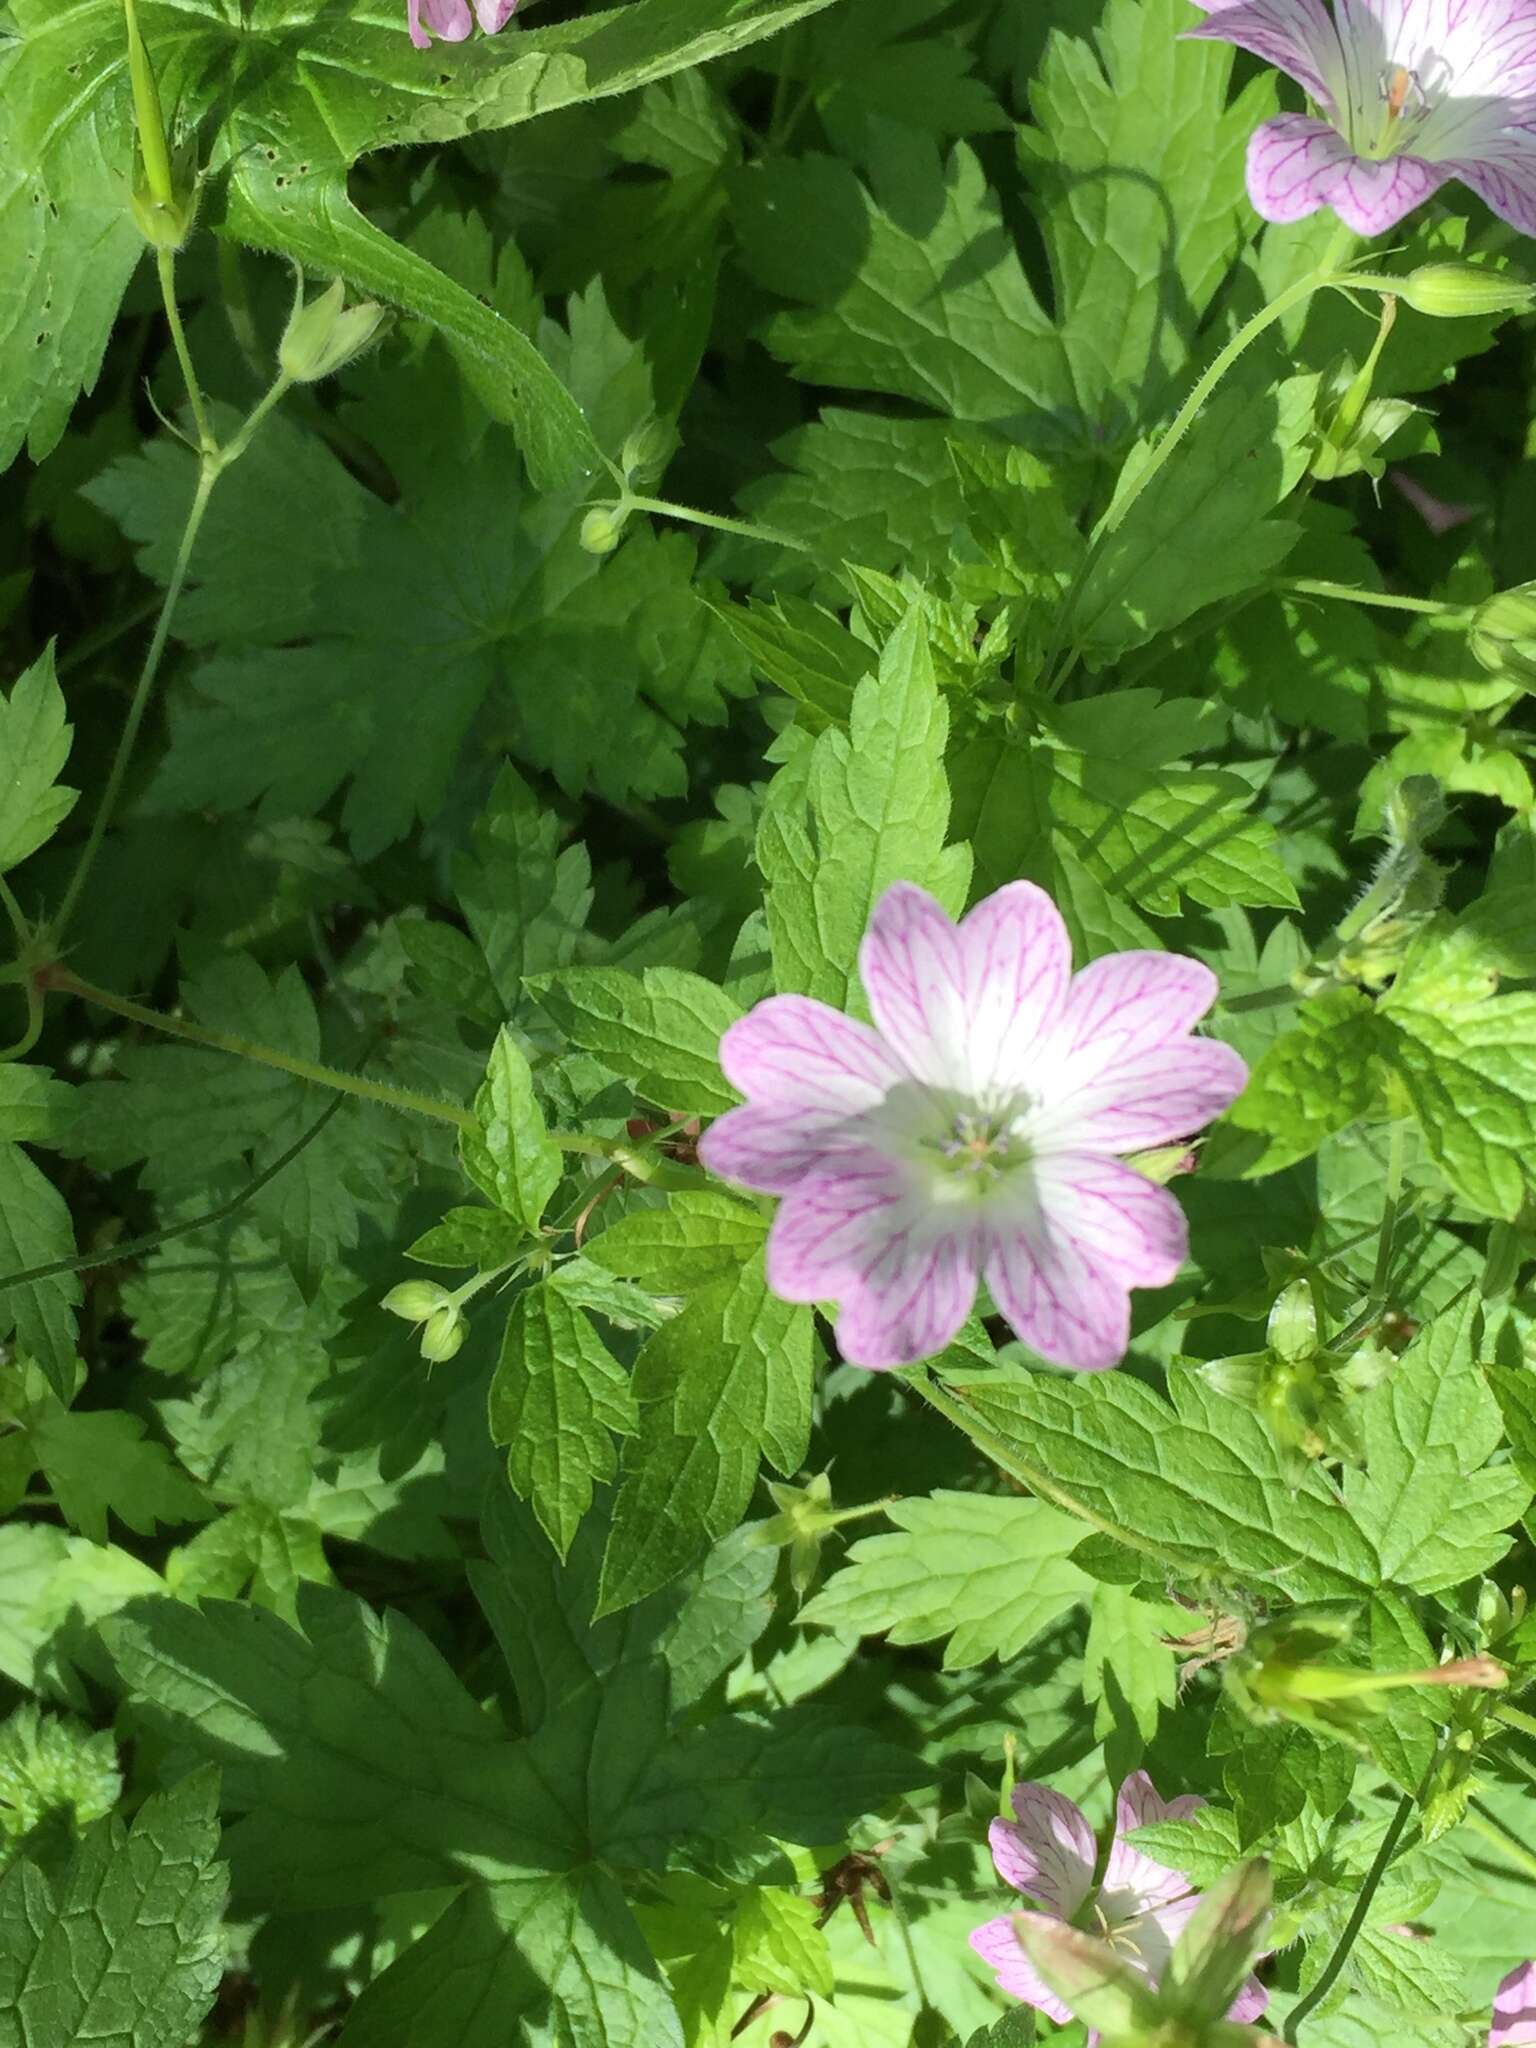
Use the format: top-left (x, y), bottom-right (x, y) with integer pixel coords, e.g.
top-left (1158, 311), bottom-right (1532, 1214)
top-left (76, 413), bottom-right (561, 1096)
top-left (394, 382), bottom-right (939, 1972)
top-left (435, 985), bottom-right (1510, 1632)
top-left (696, 880), bottom-right (1246, 1372)
top-left (408, 0), bottom-right (517, 51)
top-left (969, 1773), bottom-right (1270, 2038)
top-left (1186, 0), bottom-right (1536, 237)
top-left (1494, 1962), bottom-right (1536, 2045)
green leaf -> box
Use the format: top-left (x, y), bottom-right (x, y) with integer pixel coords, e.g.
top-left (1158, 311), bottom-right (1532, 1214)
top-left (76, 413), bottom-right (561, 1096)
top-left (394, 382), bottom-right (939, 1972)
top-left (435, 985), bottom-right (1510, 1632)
top-left (733, 1886), bottom-right (834, 1998)
top-left (0, 648), bottom-right (77, 872)
top-left (1383, 980), bottom-right (1536, 1220)
top-left (0, 1143), bottom-right (79, 1402)
top-left (0, 1767), bottom-right (227, 2048)
top-left (584, 1190), bottom-right (769, 1291)
top-left (1082, 1582), bottom-right (1179, 1746)
top-left (736, 142), bottom-right (1069, 433)
top-left (455, 764), bottom-right (594, 1011)
top-left (0, 1067), bottom-right (78, 1148)
top-left (758, 605), bottom-right (970, 1010)
top-left (1224, 988), bottom-right (1386, 1174)
top-left (943, 1367), bottom-right (1380, 1599)
top-left (1077, 368), bottom-right (1317, 659)
top-left (106, 1586), bottom-right (574, 1907)
top-left (4, 0), bottom-right (842, 480)
top-left (28, 1409), bottom-right (208, 1546)
top-left (1022, 0), bottom-right (1274, 428)
top-left (462, 1030), bottom-right (562, 1233)
top-left (531, 967), bottom-right (742, 1116)
top-left (489, 1283), bottom-right (639, 1560)
top-left (336, 1872), bottom-right (683, 2048)
top-left (1343, 1297), bottom-right (1529, 1594)
top-left (800, 1492), bottom-right (1089, 1668)
top-left (598, 1254), bottom-right (814, 1613)
top-left (707, 593), bottom-right (875, 734)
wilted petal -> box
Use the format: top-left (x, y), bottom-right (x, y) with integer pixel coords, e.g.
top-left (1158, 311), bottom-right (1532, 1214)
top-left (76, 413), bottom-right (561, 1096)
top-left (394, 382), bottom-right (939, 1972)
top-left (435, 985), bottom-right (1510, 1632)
top-left (718, 994), bottom-right (903, 1113)
top-left (833, 1219), bottom-right (981, 1369)
top-left (1246, 114), bottom-right (1450, 228)
top-left (1103, 1773), bottom-right (1205, 1914)
top-left (1183, 0), bottom-right (1347, 104)
top-left (989, 1783), bottom-right (1097, 1917)
top-left (984, 1157), bottom-right (1188, 1371)
top-left (1493, 1961), bottom-right (1536, 2046)
top-left (969, 1915), bottom-right (1076, 2025)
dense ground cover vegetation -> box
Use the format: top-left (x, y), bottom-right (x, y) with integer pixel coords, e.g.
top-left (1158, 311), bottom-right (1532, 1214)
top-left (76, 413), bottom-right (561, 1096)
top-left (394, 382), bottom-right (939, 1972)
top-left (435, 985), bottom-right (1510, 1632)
top-left (4, 0), bottom-right (1536, 2042)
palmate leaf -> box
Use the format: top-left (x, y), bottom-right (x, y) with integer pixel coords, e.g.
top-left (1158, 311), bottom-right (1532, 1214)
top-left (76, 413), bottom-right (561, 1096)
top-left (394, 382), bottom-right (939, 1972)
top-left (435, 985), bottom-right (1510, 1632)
top-left (0, 1769), bottom-right (227, 2048)
top-left (0, 0), bottom-right (843, 479)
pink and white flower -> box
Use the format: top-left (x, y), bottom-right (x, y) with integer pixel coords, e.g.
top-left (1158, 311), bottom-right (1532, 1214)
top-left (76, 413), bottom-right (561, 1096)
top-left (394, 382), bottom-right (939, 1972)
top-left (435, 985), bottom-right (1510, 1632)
top-left (697, 881), bottom-right (1245, 1372)
top-left (408, 0), bottom-right (517, 50)
top-left (969, 1774), bottom-right (1270, 2035)
top-left (1493, 1961), bottom-right (1536, 2045)
top-left (1187, 0), bottom-right (1536, 236)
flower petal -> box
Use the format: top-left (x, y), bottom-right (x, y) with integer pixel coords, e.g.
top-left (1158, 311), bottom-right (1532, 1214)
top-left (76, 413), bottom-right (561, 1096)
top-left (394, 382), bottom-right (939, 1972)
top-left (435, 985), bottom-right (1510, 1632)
top-left (699, 1103), bottom-right (857, 1194)
top-left (968, 1916), bottom-right (1075, 2025)
top-left (1446, 142), bottom-right (1536, 238)
top-left (1103, 1772), bottom-right (1205, 1913)
top-left (719, 994), bottom-right (904, 1112)
top-left (984, 1157), bottom-right (1189, 1371)
top-left (765, 1157), bottom-right (917, 1300)
top-left (1246, 115), bottom-right (1450, 228)
top-left (1054, 950), bottom-right (1220, 1067)
top-left (988, 1783), bottom-right (1097, 1917)
top-left (858, 882), bottom-right (975, 1090)
top-left (419, 0), bottom-right (474, 39)
top-left (1183, 0), bottom-right (1348, 104)
top-left (956, 882), bottom-right (1073, 1096)
top-left (1229, 1972), bottom-right (1272, 2024)
top-left (833, 1219), bottom-right (981, 1369)
top-left (1043, 1038), bottom-right (1249, 1152)
top-left (474, 0), bottom-right (518, 26)
top-left (1493, 1961), bottom-right (1536, 2047)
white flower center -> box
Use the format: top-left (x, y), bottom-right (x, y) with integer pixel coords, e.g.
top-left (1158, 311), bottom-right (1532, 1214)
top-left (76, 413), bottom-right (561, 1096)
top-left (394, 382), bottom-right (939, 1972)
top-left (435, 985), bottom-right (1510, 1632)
top-left (1359, 56), bottom-right (1453, 157)
top-left (860, 1081), bottom-right (1038, 1200)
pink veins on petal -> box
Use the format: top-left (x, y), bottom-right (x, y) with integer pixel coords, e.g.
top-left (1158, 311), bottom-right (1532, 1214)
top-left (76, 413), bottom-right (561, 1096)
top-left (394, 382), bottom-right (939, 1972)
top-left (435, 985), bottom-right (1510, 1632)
top-left (697, 880), bottom-right (1246, 1373)
top-left (1187, 0), bottom-right (1536, 237)
top-left (969, 1772), bottom-right (1269, 2034)
top-left (1493, 1961), bottom-right (1536, 2046)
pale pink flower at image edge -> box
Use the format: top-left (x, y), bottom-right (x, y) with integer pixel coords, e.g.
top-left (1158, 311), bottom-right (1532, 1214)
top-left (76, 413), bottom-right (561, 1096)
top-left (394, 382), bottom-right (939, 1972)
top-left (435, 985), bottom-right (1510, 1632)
top-left (1186, 0), bottom-right (1536, 237)
top-left (969, 1772), bottom-right (1270, 2034)
top-left (1493, 1960), bottom-right (1536, 2046)
top-left (698, 880), bottom-right (1247, 1372)
top-left (409, 0), bottom-right (517, 51)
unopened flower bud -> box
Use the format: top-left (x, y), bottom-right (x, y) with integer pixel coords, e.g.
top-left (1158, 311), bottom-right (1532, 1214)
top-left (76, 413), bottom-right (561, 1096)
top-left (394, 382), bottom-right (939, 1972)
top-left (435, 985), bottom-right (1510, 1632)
top-left (619, 417), bottom-right (674, 491)
top-left (382, 1279), bottom-right (452, 1323)
top-left (129, 161), bottom-right (200, 252)
top-left (279, 278), bottom-right (390, 384)
top-left (579, 506), bottom-right (625, 556)
top-left (1470, 581), bottom-right (1536, 692)
top-left (420, 1303), bottom-right (468, 1362)
top-left (1397, 262), bottom-right (1536, 320)
top-left (124, 0), bottom-right (198, 250)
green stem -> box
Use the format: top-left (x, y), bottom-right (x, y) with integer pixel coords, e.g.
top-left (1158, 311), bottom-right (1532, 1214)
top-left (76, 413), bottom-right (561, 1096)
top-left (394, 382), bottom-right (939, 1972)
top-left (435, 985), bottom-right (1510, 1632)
top-left (1283, 1789), bottom-right (1415, 2041)
top-left (53, 459), bottom-right (217, 943)
top-left (1495, 1702), bottom-right (1536, 1742)
top-left (0, 977), bottom-right (44, 1065)
top-left (157, 249), bottom-right (215, 455)
top-left (1284, 577), bottom-right (1465, 618)
top-left (219, 372), bottom-right (293, 469)
top-left (51, 968), bottom-right (476, 1131)
top-left (909, 1369), bottom-right (1162, 1559)
top-left (0, 1097), bottom-right (343, 1293)
top-left (620, 493), bottom-right (812, 554)
top-left (1223, 982), bottom-right (1306, 1014)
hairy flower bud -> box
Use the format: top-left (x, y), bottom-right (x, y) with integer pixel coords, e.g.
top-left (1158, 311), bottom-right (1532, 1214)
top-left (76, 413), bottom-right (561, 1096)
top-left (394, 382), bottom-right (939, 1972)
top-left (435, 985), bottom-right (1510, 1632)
top-left (381, 1280), bottom-right (452, 1323)
top-left (420, 1303), bottom-right (468, 1362)
top-left (279, 278), bottom-right (390, 384)
top-left (1397, 263), bottom-right (1536, 319)
top-left (1470, 582), bottom-right (1536, 692)
top-left (579, 506), bottom-right (626, 556)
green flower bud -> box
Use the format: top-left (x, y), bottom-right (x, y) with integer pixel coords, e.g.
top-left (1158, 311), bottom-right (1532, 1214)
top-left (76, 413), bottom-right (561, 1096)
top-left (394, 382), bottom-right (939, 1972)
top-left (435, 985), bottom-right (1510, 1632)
top-left (124, 0), bottom-right (198, 250)
top-left (1397, 262), bottom-right (1536, 320)
top-left (579, 506), bottom-right (625, 556)
top-left (619, 417), bottom-right (674, 491)
top-left (129, 161), bottom-right (200, 253)
top-left (381, 1279), bottom-right (452, 1323)
top-left (1470, 581), bottom-right (1536, 692)
top-left (420, 1303), bottom-right (468, 1363)
top-left (279, 278), bottom-right (390, 385)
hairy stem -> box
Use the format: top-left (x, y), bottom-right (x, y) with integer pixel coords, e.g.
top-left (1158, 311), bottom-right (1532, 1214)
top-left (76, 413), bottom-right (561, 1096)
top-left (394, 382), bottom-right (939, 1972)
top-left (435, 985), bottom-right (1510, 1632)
top-left (1285, 577), bottom-right (1466, 618)
top-left (620, 493), bottom-right (813, 553)
top-left (157, 249), bottom-right (216, 455)
top-left (51, 968), bottom-right (478, 1131)
top-left (1283, 1790), bottom-right (1415, 2041)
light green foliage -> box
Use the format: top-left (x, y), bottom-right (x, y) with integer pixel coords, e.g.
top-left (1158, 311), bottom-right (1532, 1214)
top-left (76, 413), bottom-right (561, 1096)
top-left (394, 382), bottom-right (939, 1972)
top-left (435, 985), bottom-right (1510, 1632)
top-left (0, 1143), bottom-right (79, 1399)
top-left (0, 650), bottom-right (77, 873)
top-left (585, 1191), bottom-right (769, 1290)
top-left (26, 1408), bottom-right (207, 1545)
top-left (0, 1708), bottom-right (120, 1868)
top-left (490, 1282), bottom-right (638, 1558)
top-left (1226, 988), bottom-right (1385, 1171)
top-left (0, 1769), bottom-right (226, 2048)
top-left (759, 606), bottom-right (970, 1009)
top-left (599, 1253), bottom-right (814, 1613)
top-left (1382, 976), bottom-right (1536, 1220)
top-left (463, 1030), bottom-right (562, 1233)
top-left (801, 1492), bottom-right (1090, 1668)
top-left (531, 967), bottom-right (742, 1116)
top-left (1082, 1582), bottom-right (1181, 1746)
